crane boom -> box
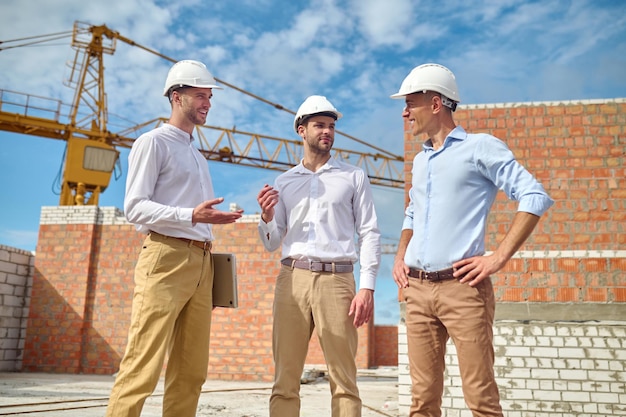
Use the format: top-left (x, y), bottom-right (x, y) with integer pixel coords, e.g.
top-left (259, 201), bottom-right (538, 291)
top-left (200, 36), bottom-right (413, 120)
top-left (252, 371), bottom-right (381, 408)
top-left (0, 21), bottom-right (405, 205)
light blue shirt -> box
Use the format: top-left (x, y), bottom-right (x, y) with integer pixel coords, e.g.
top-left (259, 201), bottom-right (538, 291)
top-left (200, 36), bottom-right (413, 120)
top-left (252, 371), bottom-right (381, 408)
top-left (402, 126), bottom-right (553, 271)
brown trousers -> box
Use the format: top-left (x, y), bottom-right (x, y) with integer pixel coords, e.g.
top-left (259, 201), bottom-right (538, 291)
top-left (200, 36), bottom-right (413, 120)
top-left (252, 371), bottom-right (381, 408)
top-left (403, 277), bottom-right (503, 417)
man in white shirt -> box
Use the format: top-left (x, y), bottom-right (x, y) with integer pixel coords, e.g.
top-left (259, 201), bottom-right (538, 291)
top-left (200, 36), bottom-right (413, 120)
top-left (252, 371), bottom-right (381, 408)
top-left (106, 60), bottom-right (243, 417)
top-left (257, 95), bottom-right (381, 417)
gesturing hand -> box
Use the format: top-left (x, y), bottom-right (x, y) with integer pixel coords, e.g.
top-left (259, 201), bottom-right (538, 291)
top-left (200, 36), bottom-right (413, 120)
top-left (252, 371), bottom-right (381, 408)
top-left (257, 184), bottom-right (279, 223)
top-left (192, 197), bottom-right (243, 224)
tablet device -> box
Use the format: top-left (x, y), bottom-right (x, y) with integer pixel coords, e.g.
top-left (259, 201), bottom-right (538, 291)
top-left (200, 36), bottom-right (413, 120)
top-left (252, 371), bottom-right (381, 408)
top-left (212, 253), bottom-right (238, 308)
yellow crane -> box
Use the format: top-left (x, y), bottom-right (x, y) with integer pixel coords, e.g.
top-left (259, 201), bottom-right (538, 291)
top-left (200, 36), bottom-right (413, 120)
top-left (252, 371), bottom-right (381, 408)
top-left (0, 21), bottom-right (404, 206)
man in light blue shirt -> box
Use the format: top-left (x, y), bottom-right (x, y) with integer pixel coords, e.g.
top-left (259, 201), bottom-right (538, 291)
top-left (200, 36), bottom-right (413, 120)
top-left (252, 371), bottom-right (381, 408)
top-left (390, 63), bottom-right (553, 417)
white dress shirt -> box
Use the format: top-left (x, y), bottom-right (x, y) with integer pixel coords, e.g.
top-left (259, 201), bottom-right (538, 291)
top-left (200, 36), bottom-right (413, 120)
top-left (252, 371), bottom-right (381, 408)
top-left (124, 123), bottom-right (215, 241)
top-left (258, 156), bottom-right (381, 290)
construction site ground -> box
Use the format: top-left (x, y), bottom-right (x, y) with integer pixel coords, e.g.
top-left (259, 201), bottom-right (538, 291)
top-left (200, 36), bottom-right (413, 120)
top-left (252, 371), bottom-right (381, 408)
top-left (0, 366), bottom-right (399, 417)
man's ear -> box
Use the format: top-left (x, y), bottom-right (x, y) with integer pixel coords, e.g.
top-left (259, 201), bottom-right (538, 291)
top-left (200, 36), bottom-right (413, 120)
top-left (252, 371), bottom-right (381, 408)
top-left (431, 94), bottom-right (444, 114)
top-left (171, 90), bottom-right (182, 105)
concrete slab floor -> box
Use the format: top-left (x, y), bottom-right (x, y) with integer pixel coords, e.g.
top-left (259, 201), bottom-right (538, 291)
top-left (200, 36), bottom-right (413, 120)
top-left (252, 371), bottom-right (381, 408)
top-left (0, 367), bottom-right (399, 416)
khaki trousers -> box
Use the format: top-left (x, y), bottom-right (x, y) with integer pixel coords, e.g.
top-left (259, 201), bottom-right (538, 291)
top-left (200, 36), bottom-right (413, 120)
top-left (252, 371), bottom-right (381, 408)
top-left (106, 233), bottom-right (213, 417)
top-left (403, 277), bottom-right (503, 417)
top-left (270, 265), bottom-right (361, 417)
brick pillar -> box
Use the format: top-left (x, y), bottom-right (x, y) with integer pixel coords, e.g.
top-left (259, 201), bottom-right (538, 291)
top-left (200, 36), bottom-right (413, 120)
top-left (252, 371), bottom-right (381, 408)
top-left (22, 206), bottom-right (133, 374)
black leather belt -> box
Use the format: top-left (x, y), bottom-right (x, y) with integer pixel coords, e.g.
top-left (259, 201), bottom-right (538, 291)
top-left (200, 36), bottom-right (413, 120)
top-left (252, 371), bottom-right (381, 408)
top-left (150, 231), bottom-right (212, 251)
top-left (408, 267), bottom-right (457, 282)
top-left (281, 258), bottom-right (354, 273)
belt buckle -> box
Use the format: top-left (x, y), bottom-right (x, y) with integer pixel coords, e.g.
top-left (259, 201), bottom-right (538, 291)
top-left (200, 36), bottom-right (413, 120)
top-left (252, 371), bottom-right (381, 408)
top-left (309, 261), bottom-right (323, 272)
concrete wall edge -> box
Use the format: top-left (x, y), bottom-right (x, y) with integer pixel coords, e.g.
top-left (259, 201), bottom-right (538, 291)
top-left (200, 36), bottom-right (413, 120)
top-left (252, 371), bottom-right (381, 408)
top-left (495, 302), bottom-right (626, 322)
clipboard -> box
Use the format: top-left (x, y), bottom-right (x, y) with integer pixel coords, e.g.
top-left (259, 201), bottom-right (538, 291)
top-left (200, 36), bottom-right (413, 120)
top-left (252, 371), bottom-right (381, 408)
top-left (212, 253), bottom-right (238, 308)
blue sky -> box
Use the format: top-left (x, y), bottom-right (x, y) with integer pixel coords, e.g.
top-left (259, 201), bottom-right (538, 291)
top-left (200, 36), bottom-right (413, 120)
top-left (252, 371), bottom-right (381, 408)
top-left (0, 0), bottom-right (625, 325)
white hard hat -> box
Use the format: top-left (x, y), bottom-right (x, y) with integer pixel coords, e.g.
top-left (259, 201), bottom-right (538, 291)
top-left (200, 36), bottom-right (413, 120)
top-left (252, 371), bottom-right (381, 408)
top-left (163, 60), bottom-right (222, 97)
top-left (293, 95), bottom-right (342, 132)
top-left (390, 63), bottom-right (460, 106)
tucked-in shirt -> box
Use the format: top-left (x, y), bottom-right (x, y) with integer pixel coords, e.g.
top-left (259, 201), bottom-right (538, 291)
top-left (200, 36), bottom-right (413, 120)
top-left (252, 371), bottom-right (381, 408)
top-left (124, 123), bottom-right (215, 241)
top-left (403, 126), bottom-right (554, 271)
top-left (258, 156), bottom-right (381, 290)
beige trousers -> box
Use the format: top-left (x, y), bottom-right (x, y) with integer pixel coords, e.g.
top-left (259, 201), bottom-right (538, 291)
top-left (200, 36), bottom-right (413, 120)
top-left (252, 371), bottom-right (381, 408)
top-left (270, 265), bottom-right (361, 417)
top-left (105, 233), bottom-right (213, 417)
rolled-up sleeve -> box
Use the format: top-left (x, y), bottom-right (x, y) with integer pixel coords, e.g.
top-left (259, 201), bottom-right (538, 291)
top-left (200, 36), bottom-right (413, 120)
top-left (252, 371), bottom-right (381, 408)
top-left (477, 136), bottom-right (554, 216)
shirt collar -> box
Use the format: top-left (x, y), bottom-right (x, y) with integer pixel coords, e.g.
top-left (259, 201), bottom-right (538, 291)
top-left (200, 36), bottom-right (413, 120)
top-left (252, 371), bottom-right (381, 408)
top-left (294, 155), bottom-right (339, 174)
top-left (423, 125), bottom-right (467, 151)
top-left (164, 123), bottom-right (195, 143)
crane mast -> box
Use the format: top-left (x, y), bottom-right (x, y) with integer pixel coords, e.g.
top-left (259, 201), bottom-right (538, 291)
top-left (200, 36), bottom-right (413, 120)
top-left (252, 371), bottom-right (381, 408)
top-left (59, 22), bottom-right (119, 205)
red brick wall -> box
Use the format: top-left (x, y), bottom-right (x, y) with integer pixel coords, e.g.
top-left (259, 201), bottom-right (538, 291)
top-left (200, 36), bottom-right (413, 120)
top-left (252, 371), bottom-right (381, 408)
top-left (403, 99), bottom-right (626, 303)
top-left (372, 326), bottom-right (398, 367)
top-left (23, 215), bottom-right (385, 379)
top-left (208, 221), bottom-right (277, 381)
top-left (23, 223), bottom-right (141, 374)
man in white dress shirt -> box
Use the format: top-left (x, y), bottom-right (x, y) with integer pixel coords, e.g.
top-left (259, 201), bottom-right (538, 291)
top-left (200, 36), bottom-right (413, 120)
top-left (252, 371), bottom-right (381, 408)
top-left (257, 95), bottom-right (381, 417)
top-left (106, 60), bottom-right (243, 417)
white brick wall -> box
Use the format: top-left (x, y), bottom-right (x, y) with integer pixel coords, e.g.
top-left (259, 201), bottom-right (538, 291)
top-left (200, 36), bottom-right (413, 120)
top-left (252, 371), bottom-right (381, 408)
top-left (39, 206), bottom-right (127, 225)
top-left (398, 317), bottom-right (626, 416)
top-left (0, 245), bottom-right (34, 371)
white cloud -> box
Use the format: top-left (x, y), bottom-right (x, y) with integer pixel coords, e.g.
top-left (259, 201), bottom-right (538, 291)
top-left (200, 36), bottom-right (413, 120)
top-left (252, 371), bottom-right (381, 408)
top-left (226, 5), bottom-right (349, 96)
top-left (349, 0), bottom-right (414, 47)
top-left (284, 11), bottom-right (329, 49)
